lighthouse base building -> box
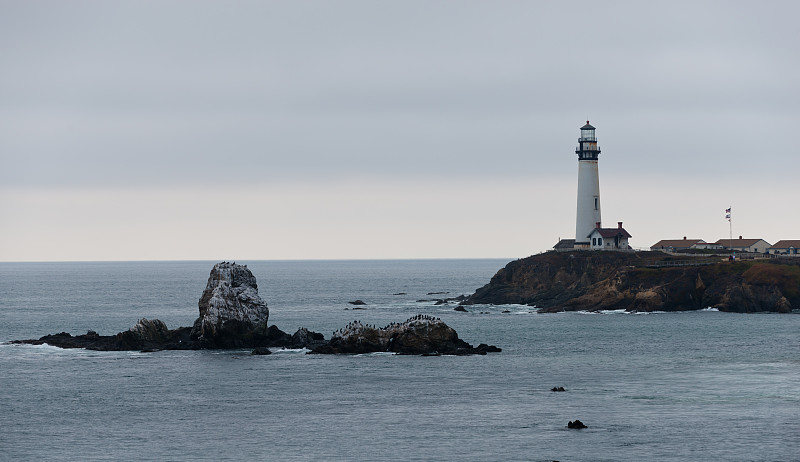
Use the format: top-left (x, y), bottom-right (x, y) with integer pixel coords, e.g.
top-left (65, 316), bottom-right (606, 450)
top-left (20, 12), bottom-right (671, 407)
top-left (554, 121), bottom-right (632, 251)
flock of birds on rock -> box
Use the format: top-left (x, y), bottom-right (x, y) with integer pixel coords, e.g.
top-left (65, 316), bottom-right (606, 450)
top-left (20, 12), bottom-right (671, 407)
top-left (333, 315), bottom-right (444, 338)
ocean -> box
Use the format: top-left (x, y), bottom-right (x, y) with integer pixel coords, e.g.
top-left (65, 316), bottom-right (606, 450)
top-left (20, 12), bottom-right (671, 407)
top-left (1, 260), bottom-right (798, 461)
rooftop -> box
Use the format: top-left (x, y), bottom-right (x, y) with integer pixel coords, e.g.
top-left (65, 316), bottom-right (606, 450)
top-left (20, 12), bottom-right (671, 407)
top-left (590, 227), bottom-right (632, 239)
top-left (713, 238), bottom-right (770, 247)
top-left (651, 239), bottom-right (704, 249)
top-left (770, 240), bottom-right (800, 249)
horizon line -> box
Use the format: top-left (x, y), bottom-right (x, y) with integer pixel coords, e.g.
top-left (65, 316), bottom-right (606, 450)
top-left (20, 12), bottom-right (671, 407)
top-left (0, 256), bottom-right (519, 264)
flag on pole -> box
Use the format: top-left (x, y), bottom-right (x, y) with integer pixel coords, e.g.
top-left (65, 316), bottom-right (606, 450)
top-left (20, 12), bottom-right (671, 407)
top-left (725, 207), bottom-right (731, 213)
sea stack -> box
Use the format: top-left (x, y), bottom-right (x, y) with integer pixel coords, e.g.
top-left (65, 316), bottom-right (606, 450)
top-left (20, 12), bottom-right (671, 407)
top-left (190, 262), bottom-right (270, 347)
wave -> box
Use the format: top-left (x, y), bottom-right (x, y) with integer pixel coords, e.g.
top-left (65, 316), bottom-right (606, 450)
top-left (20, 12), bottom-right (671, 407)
top-left (355, 351), bottom-right (397, 357)
top-left (3, 342), bottom-right (70, 352)
top-left (272, 347), bottom-right (311, 354)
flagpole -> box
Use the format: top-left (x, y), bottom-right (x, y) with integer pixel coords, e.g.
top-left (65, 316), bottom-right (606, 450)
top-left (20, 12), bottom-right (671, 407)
top-left (729, 206), bottom-right (733, 260)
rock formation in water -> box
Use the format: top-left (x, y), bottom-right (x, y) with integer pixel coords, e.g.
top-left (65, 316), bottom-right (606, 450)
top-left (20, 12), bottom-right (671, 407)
top-left (16, 263), bottom-right (315, 351)
top-left (567, 420), bottom-right (588, 429)
top-left (310, 314), bottom-right (501, 355)
top-left (465, 251), bottom-right (799, 313)
top-left (190, 262), bottom-right (270, 348)
top-left (15, 262), bottom-right (499, 355)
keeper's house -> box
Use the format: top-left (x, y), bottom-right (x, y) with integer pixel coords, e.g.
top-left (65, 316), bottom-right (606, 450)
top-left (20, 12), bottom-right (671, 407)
top-left (767, 240), bottom-right (800, 256)
top-left (588, 222), bottom-right (632, 250)
top-left (714, 237), bottom-right (771, 253)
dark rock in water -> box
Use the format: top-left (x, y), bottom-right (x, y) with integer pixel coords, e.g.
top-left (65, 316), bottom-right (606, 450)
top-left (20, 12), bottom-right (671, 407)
top-left (309, 315), bottom-right (500, 356)
top-left (551, 386), bottom-right (566, 392)
top-left (251, 347), bottom-right (272, 355)
top-left (393, 292), bottom-right (407, 296)
top-left (349, 300), bottom-right (367, 305)
top-left (453, 305), bottom-right (468, 312)
top-left (427, 291), bottom-right (449, 295)
top-left (567, 420), bottom-right (587, 429)
top-left (14, 323), bottom-right (195, 351)
top-left (291, 327), bottom-right (326, 349)
top-left (475, 343), bottom-right (502, 353)
top-left (434, 299), bottom-right (449, 305)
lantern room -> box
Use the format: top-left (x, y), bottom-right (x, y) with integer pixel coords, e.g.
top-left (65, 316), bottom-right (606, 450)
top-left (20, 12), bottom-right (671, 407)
top-left (576, 121), bottom-right (600, 160)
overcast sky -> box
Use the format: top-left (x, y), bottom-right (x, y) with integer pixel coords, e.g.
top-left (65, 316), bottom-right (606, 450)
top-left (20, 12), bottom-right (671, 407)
top-left (2, 0), bottom-right (798, 261)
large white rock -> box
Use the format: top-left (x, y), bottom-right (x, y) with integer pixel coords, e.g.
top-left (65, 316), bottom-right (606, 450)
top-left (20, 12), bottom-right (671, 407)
top-left (191, 262), bottom-right (269, 341)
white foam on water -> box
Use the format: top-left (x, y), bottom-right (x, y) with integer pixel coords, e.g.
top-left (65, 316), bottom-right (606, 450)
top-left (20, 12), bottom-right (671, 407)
top-left (272, 347), bottom-right (310, 354)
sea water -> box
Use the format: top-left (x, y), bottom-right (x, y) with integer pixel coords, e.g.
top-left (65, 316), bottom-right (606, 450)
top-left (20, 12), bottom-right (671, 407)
top-left (1, 260), bottom-right (798, 461)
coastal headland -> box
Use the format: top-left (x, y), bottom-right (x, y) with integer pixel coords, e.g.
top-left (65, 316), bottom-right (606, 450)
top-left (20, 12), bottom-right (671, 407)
top-left (466, 251), bottom-right (799, 313)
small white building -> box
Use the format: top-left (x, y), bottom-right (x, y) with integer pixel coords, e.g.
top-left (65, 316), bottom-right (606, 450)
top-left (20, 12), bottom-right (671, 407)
top-left (588, 222), bottom-right (632, 250)
top-left (768, 240), bottom-right (800, 255)
top-left (714, 237), bottom-right (772, 253)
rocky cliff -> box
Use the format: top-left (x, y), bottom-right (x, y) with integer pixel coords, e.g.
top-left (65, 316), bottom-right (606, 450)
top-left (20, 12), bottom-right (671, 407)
top-left (466, 251), bottom-right (799, 313)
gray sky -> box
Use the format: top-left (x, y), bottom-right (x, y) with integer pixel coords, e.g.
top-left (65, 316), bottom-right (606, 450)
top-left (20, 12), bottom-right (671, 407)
top-left (2, 1), bottom-right (798, 261)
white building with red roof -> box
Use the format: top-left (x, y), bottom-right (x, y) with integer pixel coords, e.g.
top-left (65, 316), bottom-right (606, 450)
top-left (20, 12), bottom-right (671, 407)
top-left (767, 240), bottom-right (800, 255)
top-left (588, 221), bottom-right (632, 250)
top-left (714, 237), bottom-right (771, 253)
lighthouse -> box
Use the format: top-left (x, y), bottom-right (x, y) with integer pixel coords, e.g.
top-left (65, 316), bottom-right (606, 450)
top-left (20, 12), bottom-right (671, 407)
top-left (574, 121), bottom-right (601, 247)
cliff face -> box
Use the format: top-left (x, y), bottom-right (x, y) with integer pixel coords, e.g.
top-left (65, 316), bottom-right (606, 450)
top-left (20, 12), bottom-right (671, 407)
top-left (466, 251), bottom-right (799, 313)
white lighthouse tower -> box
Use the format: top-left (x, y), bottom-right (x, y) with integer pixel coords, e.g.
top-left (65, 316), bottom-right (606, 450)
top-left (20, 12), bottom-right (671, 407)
top-left (574, 121), bottom-right (601, 247)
